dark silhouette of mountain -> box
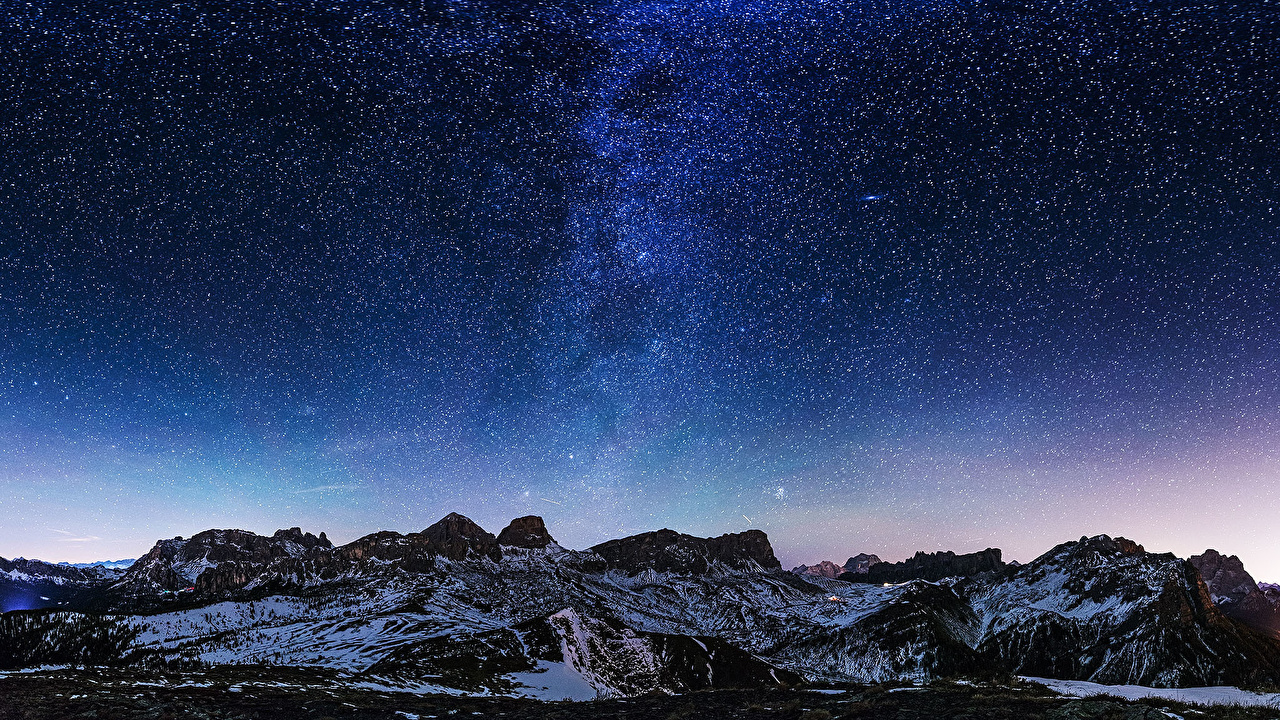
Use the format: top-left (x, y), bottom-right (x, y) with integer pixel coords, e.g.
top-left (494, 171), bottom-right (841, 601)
top-left (588, 528), bottom-right (781, 574)
top-left (839, 548), bottom-right (1004, 584)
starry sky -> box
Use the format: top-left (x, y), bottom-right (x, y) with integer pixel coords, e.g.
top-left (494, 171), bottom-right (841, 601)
top-left (1, 1), bottom-right (1277, 579)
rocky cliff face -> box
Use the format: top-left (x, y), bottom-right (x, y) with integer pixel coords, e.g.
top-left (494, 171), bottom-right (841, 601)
top-left (497, 516), bottom-right (556, 549)
top-left (791, 560), bottom-right (844, 578)
top-left (117, 527), bottom-right (333, 595)
top-left (841, 547), bottom-right (1004, 583)
top-left (972, 535), bottom-right (1280, 687)
top-left (1189, 549), bottom-right (1280, 636)
top-left (589, 528), bottom-right (780, 574)
top-left (417, 513), bottom-right (501, 561)
top-left (843, 553), bottom-right (881, 574)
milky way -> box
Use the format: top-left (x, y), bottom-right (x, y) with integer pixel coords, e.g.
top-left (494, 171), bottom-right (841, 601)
top-left (1, 1), bottom-right (1277, 577)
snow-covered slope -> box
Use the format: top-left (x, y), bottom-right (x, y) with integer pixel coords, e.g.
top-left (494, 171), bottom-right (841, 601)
top-left (973, 535), bottom-right (1280, 687)
top-left (3, 520), bottom-right (1280, 696)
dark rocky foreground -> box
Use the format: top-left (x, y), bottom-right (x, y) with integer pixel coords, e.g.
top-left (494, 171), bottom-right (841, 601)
top-left (1, 669), bottom-right (1277, 720)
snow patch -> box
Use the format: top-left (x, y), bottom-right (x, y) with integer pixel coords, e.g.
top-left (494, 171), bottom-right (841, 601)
top-left (1023, 677), bottom-right (1280, 708)
top-left (507, 660), bottom-right (598, 701)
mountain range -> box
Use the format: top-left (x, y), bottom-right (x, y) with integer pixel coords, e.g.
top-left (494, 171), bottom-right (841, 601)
top-left (2, 515), bottom-right (1279, 699)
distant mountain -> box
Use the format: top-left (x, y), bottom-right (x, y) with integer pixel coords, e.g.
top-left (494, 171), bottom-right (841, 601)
top-left (843, 553), bottom-right (881, 574)
top-left (790, 560), bottom-right (844, 578)
top-left (840, 548), bottom-right (1004, 584)
top-left (0, 556), bottom-right (126, 613)
top-left (588, 528), bottom-right (780, 574)
top-left (61, 560), bottom-right (135, 571)
top-left (3, 520), bottom-right (1280, 697)
top-left (1190, 549), bottom-right (1280, 636)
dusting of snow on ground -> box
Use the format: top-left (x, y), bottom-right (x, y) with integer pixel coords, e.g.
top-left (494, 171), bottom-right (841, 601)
top-left (1023, 677), bottom-right (1280, 708)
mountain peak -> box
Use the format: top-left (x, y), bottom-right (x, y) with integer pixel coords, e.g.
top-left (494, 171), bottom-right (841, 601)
top-left (790, 560), bottom-right (843, 578)
top-left (271, 527), bottom-right (332, 550)
top-left (419, 513), bottom-right (500, 561)
top-left (496, 516), bottom-right (555, 549)
top-left (844, 553), bottom-right (882, 574)
top-left (589, 528), bottom-right (780, 574)
top-left (1189, 549), bottom-right (1280, 635)
top-left (1078, 534), bottom-right (1145, 555)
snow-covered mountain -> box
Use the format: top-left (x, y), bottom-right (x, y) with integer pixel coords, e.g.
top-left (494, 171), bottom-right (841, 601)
top-left (3, 517), bottom-right (1280, 698)
top-left (0, 556), bottom-right (126, 613)
top-left (971, 535), bottom-right (1280, 686)
top-left (62, 559), bottom-right (136, 570)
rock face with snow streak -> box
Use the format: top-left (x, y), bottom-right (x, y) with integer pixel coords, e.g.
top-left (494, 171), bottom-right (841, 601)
top-left (1190, 549), bottom-right (1280, 636)
top-left (365, 606), bottom-right (802, 698)
top-left (973, 535), bottom-right (1280, 687)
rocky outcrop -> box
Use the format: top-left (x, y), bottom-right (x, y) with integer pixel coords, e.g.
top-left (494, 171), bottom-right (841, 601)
top-left (707, 529), bottom-right (781, 570)
top-left (418, 513), bottom-right (501, 561)
top-left (114, 527), bottom-right (333, 599)
top-left (842, 548), bottom-right (1003, 584)
top-left (497, 516), bottom-right (555, 549)
top-left (1190, 549), bottom-right (1280, 636)
top-left (843, 553), bottom-right (882, 574)
top-left (973, 535), bottom-right (1280, 687)
top-left (589, 528), bottom-right (780, 574)
top-left (791, 560), bottom-right (843, 578)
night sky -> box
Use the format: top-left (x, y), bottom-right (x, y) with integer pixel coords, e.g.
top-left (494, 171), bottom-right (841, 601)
top-left (1, 1), bottom-right (1277, 578)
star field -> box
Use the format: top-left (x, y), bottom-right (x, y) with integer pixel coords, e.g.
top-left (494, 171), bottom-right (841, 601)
top-left (1, 1), bottom-right (1277, 577)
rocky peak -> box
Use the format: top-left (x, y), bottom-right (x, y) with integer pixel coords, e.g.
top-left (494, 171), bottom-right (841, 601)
top-left (707, 530), bottom-right (781, 570)
top-left (1190, 550), bottom-right (1258, 604)
top-left (496, 516), bottom-right (555, 549)
top-left (417, 513), bottom-right (500, 561)
top-left (116, 527), bottom-right (330, 595)
top-left (790, 560), bottom-right (843, 578)
top-left (0, 556), bottom-right (120, 586)
top-left (1074, 535), bottom-right (1145, 557)
top-left (271, 527), bottom-right (332, 550)
top-left (589, 528), bottom-right (780, 574)
top-left (1189, 549), bottom-right (1280, 635)
top-left (844, 548), bottom-right (1003, 584)
top-left (843, 553), bottom-right (882, 574)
